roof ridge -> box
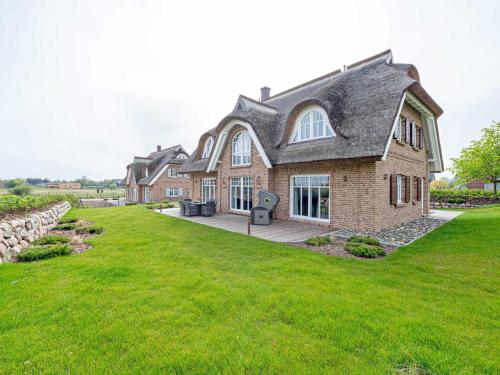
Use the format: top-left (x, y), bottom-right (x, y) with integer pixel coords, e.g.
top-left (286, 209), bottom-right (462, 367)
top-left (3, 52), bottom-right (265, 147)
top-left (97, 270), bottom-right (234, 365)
top-left (265, 49), bottom-right (393, 102)
top-left (238, 95), bottom-right (278, 110)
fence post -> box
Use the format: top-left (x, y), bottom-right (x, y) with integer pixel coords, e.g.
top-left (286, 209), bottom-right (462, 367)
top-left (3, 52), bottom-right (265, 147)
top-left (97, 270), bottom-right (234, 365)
top-left (247, 218), bottom-right (251, 236)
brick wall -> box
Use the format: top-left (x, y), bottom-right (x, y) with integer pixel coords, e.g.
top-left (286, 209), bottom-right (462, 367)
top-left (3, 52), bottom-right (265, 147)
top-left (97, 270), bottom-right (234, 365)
top-left (189, 171), bottom-right (218, 201)
top-left (372, 103), bottom-right (430, 231)
top-left (149, 165), bottom-right (191, 202)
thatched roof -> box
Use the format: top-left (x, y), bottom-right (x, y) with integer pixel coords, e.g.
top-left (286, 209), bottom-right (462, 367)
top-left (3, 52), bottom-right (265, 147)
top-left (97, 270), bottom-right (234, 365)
top-left (180, 50), bottom-right (443, 172)
top-left (127, 145), bottom-right (189, 185)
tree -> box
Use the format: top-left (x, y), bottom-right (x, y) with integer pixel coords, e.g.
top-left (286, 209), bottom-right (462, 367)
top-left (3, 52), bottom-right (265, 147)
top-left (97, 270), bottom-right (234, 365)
top-left (430, 178), bottom-right (450, 190)
top-left (5, 178), bottom-right (26, 189)
top-left (10, 185), bottom-right (32, 196)
top-left (451, 122), bottom-right (500, 198)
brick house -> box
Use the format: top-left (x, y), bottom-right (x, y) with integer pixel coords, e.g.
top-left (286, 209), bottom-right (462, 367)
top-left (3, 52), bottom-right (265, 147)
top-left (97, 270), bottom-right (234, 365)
top-left (125, 145), bottom-right (191, 203)
top-left (179, 50), bottom-right (444, 231)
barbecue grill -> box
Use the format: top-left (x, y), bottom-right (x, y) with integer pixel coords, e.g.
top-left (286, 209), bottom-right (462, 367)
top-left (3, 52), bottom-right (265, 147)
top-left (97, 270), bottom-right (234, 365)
top-left (250, 191), bottom-right (279, 225)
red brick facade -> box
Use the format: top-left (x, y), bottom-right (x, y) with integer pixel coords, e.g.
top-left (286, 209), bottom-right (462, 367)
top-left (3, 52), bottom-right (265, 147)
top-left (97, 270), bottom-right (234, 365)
top-left (185, 103), bottom-right (432, 231)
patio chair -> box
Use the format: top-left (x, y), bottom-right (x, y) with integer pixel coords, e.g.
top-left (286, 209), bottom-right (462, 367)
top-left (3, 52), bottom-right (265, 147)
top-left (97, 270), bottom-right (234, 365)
top-left (178, 201), bottom-right (185, 216)
top-left (200, 201), bottom-right (216, 217)
top-left (184, 202), bottom-right (201, 216)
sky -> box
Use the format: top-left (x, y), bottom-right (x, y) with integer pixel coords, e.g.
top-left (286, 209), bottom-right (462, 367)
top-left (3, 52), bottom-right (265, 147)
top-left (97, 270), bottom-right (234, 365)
top-left (0, 0), bottom-right (498, 180)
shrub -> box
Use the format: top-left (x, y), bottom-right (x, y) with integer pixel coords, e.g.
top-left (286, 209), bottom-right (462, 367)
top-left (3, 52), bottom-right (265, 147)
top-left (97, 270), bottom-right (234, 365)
top-left (9, 185), bottom-right (32, 196)
top-left (305, 236), bottom-right (331, 247)
top-left (31, 235), bottom-right (70, 245)
top-left (17, 244), bottom-right (72, 262)
top-left (52, 223), bottom-right (76, 231)
top-left (125, 202), bottom-right (138, 206)
top-left (447, 197), bottom-right (466, 204)
top-left (430, 188), bottom-right (495, 201)
top-left (0, 193), bottom-right (79, 217)
top-left (58, 217), bottom-right (79, 224)
top-left (348, 235), bottom-right (380, 246)
top-left (345, 242), bottom-right (385, 258)
top-left (76, 226), bottom-right (104, 235)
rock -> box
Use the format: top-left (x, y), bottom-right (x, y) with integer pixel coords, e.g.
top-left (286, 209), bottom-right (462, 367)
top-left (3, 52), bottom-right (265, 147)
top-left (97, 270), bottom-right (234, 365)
top-left (12, 246), bottom-right (21, 254)
top-left (20, 229), bottom-right (29, 240)
top-left (0, 223), bottom-right (12, 239)
top-left (20, 240), bottom-right (28, 248)
top-left (0, 243), bottom-right (7, 258)
top-left (9, 236), bottom-right (18, 246)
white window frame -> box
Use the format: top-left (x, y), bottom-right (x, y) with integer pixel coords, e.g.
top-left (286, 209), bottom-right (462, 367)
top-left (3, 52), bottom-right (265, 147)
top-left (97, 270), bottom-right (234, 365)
top-left (230, 176), bottom-right (253, 212)
top-left (231, 131), bottom-right (251, 166)
top-left (201, 178), bottom-right (216, 203)
top-left (167, 169), bottom-right (178, 178)
top-left (411, 122), bottom-right (417, 147)
top-left (165, 187), bottom-right (181, 198)
top-left (132, 187), bottom-right (137, 202)
top-left (290, 106), bottom-right (335, 144)
top-left (289, 175), bottom-right (330, 223)
top-left (396, 175), bottom-right (403, 204)
top-left (202, 137), bottom-right (214, 159)
top-left (144, 187), bottom-right (150, 203)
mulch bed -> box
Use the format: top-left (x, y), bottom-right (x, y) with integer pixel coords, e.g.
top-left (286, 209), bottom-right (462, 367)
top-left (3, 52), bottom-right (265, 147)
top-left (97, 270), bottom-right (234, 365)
top-left (41, 220), bottom-right (99, 256)
top-left (289, 237), bottom-right (397, 259)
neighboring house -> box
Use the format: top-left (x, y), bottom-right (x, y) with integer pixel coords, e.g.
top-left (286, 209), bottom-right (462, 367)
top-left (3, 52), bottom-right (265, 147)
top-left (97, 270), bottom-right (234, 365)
top-left (47, 183), bottom-right (81, 189)
top-left (467, 180), bottom-right (500, 191)
top-left (179, 50), bottom-right (444, 231)
top-left (125, 145), bottom-right (191, 203)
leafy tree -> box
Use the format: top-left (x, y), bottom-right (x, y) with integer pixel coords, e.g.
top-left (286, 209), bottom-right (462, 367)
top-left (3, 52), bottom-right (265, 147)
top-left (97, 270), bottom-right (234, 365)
top-left (451, 122), bottom-right (500, 198)
top-left (109, 182), bottom-right (118, 190)
top-left (430, 178), bottom-right (450, 190)
top-left (5, 178), bottom-right (26, 189)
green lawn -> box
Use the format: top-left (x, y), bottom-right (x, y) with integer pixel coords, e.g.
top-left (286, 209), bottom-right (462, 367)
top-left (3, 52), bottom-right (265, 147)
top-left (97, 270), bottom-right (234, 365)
top-left (0, 206), bottom-right (499, 374)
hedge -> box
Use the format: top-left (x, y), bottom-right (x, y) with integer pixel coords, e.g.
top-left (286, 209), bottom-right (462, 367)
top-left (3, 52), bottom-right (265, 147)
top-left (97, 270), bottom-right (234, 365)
top-left (17, 244), bottom-right (72, 262)
top-left (0, 194), bottom-right (79, 217)
top-left (430, 189), bottom-right (495, 201)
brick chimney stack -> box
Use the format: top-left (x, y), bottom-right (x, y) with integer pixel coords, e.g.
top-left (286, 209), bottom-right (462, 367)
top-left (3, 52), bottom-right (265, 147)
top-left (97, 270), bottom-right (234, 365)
top-left (157, 145), bottom-right (161, 152)
top-left (260, 86), bottom-right (271, 102)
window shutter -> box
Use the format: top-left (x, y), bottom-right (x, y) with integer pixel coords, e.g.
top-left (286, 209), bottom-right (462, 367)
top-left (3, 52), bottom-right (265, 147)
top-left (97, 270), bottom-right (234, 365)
top-left (394, 118), bottom-right (401, 139)
top-left (419, 127), bottom-right (424, 149)
top-left (417, 177), bottom-right (421, 201)
top-left (405, 176), bottom-right (411, 203)
top-left (390, 174), bottom-right (397, 205)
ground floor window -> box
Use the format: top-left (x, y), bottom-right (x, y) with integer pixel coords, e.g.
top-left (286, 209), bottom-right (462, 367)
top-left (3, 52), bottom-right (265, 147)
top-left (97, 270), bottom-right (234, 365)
top-left (230, 176), bottom-right (252, 211)
top-left (201, 178), bottom-right (216, 202)
top-left (165, 187), bottom-right (182, 198)
top-left (291, 175), bottom-right (329, 221)
top-left (144, 187), bottom-right (150, 202)
top-left (132, 188), bottom-right (137, 201)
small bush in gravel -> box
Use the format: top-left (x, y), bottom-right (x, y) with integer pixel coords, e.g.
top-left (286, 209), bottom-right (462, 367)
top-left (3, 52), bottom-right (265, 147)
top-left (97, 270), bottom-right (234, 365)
top-left (17, 244), bottom-right (72, 262)
top-left (345, 242), bottom-right (385, 258)
top-left (52, 223), bottom-right (76, 231)
top-left (305, 236), bottom-right (331, 247)
top-left (76, 226), bottom-right (104, 235)
top-left (348, 235), bottom-right (380, 246)
top-left (31, 235), bottom-right (70, 246)
top-left (58, 217), bottom-right (79, 224)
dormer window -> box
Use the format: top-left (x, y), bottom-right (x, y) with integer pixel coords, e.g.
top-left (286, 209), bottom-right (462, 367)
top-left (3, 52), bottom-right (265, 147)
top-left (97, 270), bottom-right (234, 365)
top-left (291, 106), bottom-right (334, 143)
top-left (176, 153), bottom-right (188, 159)
top-left (232, 130), bottom-right (251, 166)
top-left (202, 137), bottom-right (214, 159)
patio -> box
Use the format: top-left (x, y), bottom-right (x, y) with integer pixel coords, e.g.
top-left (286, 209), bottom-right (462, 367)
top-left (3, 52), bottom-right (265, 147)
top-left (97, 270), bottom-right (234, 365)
top-left (157, 208), bottom-right (332, 242)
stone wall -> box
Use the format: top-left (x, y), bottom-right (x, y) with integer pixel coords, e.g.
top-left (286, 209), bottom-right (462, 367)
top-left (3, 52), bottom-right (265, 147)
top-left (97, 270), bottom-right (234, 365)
top-left (0, 202), bottom-right (71, 263)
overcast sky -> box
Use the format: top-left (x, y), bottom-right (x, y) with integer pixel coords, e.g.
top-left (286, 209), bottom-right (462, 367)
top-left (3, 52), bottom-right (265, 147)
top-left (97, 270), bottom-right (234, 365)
top-left (0, 0), bottom-right (498, 180)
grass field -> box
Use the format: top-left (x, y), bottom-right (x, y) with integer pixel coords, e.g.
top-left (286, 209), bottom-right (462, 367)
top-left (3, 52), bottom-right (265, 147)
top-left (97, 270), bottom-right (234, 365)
top-left (0, 187), bottom-right (124, 199)
top-left (0, 206), bottom-right (498, 374)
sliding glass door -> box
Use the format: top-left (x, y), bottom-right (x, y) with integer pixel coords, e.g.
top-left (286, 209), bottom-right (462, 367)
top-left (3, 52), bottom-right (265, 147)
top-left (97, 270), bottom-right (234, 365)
top-left (201, 178), bottom-right (216, 202)
top-left (230, 176), bottom-right (253, 211)
top-left (291, 175), bottom-right (329, 221)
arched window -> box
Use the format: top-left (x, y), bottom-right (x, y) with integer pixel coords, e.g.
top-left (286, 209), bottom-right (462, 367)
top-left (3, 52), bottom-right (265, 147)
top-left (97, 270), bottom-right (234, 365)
top-left (202, 137), bottom-right (214, 159)
top-left (232, 130), bottom-right (251, 166)
top-left (292, 107), bottom-right (334, 143)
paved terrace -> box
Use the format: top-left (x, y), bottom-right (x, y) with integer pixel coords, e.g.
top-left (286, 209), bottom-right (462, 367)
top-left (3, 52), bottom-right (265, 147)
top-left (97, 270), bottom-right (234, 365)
top-left (157, 208), bottom-right (332, 243)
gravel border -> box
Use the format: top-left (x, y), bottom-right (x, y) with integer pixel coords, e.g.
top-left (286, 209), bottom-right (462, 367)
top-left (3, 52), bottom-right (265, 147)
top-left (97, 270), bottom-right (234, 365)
top-left (331, 216), bottom-right (448, 247)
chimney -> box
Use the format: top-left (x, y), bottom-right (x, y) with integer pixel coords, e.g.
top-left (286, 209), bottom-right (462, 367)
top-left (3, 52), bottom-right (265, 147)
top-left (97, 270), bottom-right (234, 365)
top-left (156, 145), bottom-right (161, 152)
top-left (260, 86), bottom-right (271, 102)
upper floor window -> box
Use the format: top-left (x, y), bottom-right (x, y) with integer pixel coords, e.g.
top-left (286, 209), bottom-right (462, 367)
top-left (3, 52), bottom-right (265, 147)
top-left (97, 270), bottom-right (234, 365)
top-left (292, 107), bottom-right (334, 143)
top-left (176, 153), bottom-right (188, 159)
top-left (166, 169), bottom-right (177, 177)
top-left (202, 137), bottom-right (214, 159)
top-left (232, 130), bottom-right (251, 166)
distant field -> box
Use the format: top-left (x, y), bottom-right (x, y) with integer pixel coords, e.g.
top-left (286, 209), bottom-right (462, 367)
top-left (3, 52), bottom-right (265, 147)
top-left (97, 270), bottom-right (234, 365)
top-left (0, 187), bottom-right (124, 199)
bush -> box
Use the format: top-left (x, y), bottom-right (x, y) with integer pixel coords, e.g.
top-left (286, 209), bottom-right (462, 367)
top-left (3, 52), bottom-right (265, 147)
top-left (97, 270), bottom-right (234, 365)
top-left (305, 236), bottom-right (331, 247)
top-left (17, 244), bottom-right (72, 262)
top-left (145, 202), bottom-right (176, 209)
top-left (52, 223), bottom-right (76, 231)
top-left (76, 226), bottom-right (104, 235)
top-left (430, 189), bottom-right (495, 201)
top-left (0, 193), bottom-right (79, 217)
top-left (58, 217), bottom-right (79, 224)
top-left (9, 185), bottom-right (32, 196)
top-left (31, 235), bottom-right (70, 245)
top-left (348, 235), bottom-right (380, 246)
top-left (447, 197), bottom-right (466, 204)
top-left (125, 202), bottom-right (138, 206)
top-left (345, 242), bottom-right (385, 258)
